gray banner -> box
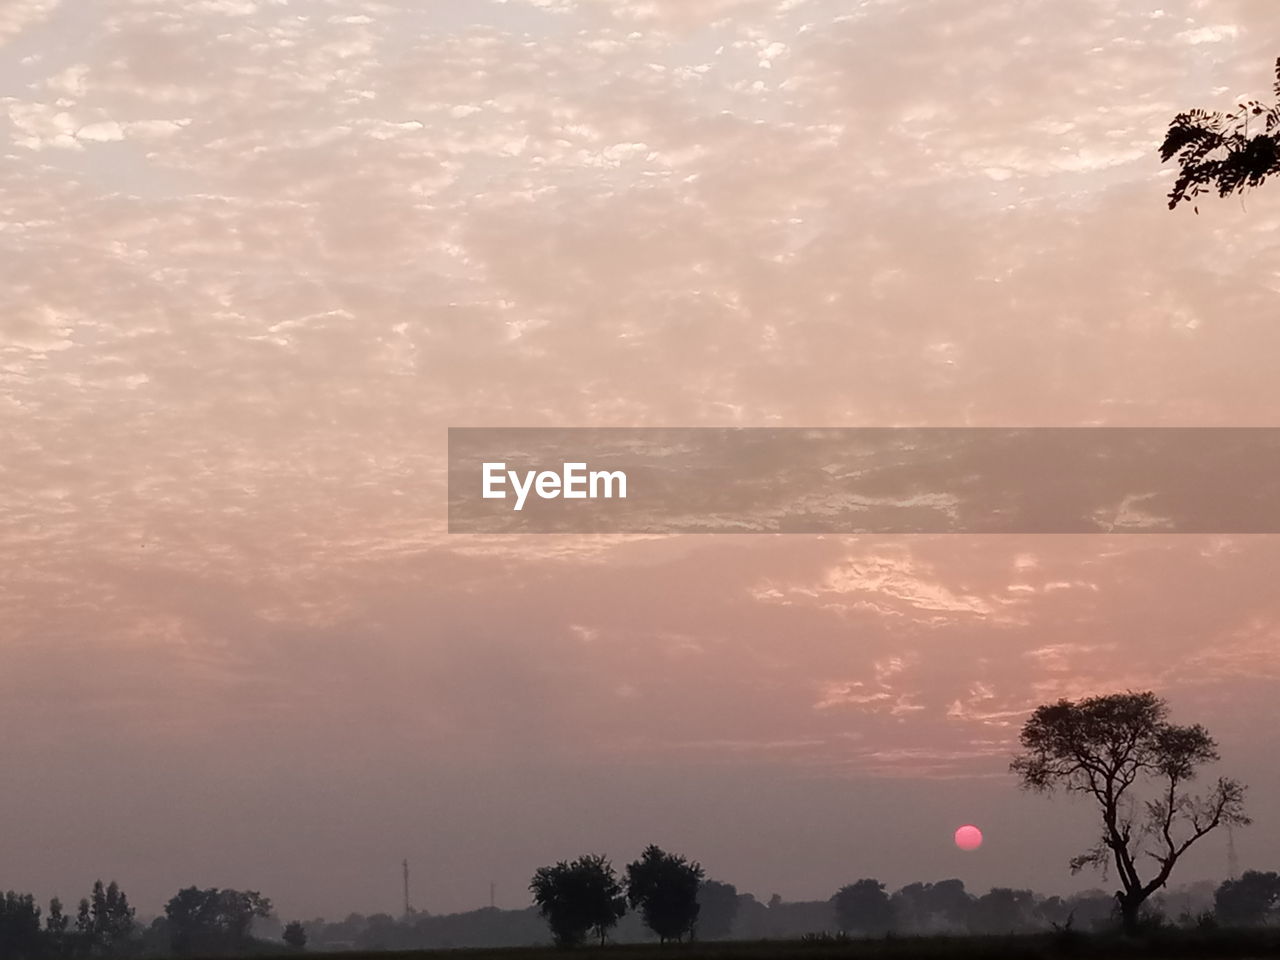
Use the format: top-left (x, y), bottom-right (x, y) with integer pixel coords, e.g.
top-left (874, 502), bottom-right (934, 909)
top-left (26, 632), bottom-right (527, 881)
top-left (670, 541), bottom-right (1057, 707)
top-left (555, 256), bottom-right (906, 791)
top-left (447, 428), bottom-right (1280, 534)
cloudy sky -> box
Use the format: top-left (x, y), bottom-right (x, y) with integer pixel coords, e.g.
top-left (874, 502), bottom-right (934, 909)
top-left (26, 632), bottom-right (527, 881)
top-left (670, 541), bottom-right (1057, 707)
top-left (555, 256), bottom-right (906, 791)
top-left (4, 0), bottom-right (1280, 922)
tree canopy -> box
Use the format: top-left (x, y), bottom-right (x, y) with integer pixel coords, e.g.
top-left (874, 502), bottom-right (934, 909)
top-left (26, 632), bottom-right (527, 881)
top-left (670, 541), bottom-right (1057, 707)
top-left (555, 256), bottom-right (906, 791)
top-left (890, 880), bottom-right (972, 934)
top-left (79, 880), bottom-right (136, 954)
top-left (0, 892), bottom-right (43, 960)
top-left (162, 887), bottom-right (273, 956)
top-left (968, 888), bottom-right (1037, 935)
top-left (1214, 871), bottom-right (1280, 928)
top-left (624, 846), bottom-right (705, 943)
top-left (695, 881), bottom-right (740, 941)
top-left (0, 882), bottom-right (139, 960)
top-left (831, 879), bottom-right (894, 936)
top-left (530, 854), bottom-right (626, 947)
top-left (282, 920), bottom-right (309, 949)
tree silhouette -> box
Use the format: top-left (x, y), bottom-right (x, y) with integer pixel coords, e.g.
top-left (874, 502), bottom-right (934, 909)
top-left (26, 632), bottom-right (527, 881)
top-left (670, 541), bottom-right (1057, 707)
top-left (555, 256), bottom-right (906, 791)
top-left (1161, 58), bottom-right (1280, 210)
top-left (86, 880), bottom-right (135, 955)
top-left (1012, 691), bottom-right (1249, 935)
top-left (163, 886), bottom-right (273, 955)
top-left (624, 845), bottom-right (705, 943)
top-left (1214, 871), bottom-right (1280, 927)
top-left (695, 881), bottom-right (739, 940)
top-left (74, 897), bottom-right (91, 941)
top-left (831, 879), bottom-right (894, 936)
top-left (890, 880), bottom-right (971, 934)
top-left (0, 892), bottom-right (43, 960)
top-left (530, 854), bottom-right (626, 947)
top-left (968, 888), bottom-right (1036, 935)
top-left (44, 896), bottom-right (69, 956)
top-left (283, 920), bottom-right (309, 949)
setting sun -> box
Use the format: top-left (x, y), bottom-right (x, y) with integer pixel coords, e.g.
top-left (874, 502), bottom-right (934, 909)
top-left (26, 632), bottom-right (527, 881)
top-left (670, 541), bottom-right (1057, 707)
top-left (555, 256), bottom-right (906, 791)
top-left (955, 825), bottom-right (984, 852)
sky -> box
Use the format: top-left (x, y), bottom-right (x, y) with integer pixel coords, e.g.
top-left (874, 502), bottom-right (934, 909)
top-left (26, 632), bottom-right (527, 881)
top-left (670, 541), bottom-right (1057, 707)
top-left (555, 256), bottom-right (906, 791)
top-left (3, 0), bottom-right (1280, 924)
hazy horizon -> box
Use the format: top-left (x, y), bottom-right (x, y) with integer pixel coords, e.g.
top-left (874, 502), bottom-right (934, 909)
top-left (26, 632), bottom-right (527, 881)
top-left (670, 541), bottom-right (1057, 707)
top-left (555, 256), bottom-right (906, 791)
top-left (4, 0), bottom-right (1280, 925)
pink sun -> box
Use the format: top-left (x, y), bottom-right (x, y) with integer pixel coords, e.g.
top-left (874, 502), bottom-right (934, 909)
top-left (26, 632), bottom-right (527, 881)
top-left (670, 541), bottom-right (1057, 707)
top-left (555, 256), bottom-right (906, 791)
top-left (954, 824), bottom-right (983, 851)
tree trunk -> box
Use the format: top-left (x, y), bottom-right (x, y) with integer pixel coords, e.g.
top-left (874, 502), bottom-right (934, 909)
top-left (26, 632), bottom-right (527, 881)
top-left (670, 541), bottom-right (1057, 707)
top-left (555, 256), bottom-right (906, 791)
top-left (1119, 896), bottom-right (1141, 937)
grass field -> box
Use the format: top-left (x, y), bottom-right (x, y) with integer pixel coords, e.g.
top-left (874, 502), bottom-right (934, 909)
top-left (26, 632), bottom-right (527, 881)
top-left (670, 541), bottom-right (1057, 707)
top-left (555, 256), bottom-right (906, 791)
top-left (227, 930), bottom-right (1280, 960)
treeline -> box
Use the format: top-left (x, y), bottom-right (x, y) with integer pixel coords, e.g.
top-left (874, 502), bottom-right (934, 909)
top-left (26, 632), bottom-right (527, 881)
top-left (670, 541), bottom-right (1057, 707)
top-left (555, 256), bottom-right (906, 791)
top-left (4, 867), bottom-right (1278, 957)
top-left (294, 866), bottom-right (1280, 952)
top-left (0, 882), bottom-right (306, 959)
top-left (515, 847), bottom-right (1280, 947)
top-left (1, 882), bottom-right (135, 959)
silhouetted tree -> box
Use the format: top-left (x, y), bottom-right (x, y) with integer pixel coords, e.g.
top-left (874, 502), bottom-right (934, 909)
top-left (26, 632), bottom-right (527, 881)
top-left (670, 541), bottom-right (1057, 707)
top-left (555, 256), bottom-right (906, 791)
top-left (1215, 871), bottom-right (1280, 927)
top-left (968, 888), bottom-right (1036, 934)
top-left (163, 887), bottom-right (273, 955)
top-left (695, 881), bottom-right (739, 940)
top-left (74, 898), bottom-right (91, 942)
top-left (43, 897), bottom-right (70, 957)
top-left (530, 855), bottom-right (626, 947)
top-left (320, 911), bottom-right (366, 947)
top-left (165, 887), bottom-right (208, 955)
top-left (354, 913), bottom-right (399, 951)
top-left (624, 845), bottom-right (705, 943)
top-left (831, 879), bottom-right (894, 936)
top-left (728, 894), bottom-right (769, 938)
top-left (76, 880), bottom-right (135, 955)
top-left (890, 880), bottom-right (971, 933)
top-left (282, 920), bottom-right (308, 949)
top-left (1066, 890), bottom-right (1124, 932)
top-left (1161, 58), bottom-right (1280, 211)
top-left (1012, 691), bottom-right (1249, 936)
top-left (45, 898), bottom-right (68, 936)
top-left (0, 892), bottom-right (43, 960)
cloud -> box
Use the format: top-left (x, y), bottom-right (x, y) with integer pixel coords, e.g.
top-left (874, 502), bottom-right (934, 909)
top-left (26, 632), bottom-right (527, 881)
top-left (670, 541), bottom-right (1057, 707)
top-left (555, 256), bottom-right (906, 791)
top-left (0, 0), bottom-right (60, 47)
top-left (5, 0), bottom-right (1280, 913)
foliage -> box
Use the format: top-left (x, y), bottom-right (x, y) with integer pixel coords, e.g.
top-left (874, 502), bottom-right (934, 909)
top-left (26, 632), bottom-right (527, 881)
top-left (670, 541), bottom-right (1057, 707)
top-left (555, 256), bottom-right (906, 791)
top-left (831, 880), bottom-right (894, 936)
top-left (696, 881), bottom-right (740, 940)
top-left (530, 854), bottom-right (627, 947)
top-left (44, 898), bottom-right (68, 938)
top-left (1011, 691), bottom-right (1249, 935)
top-left (968, 889), bottom-right (1037, 935)
top-left (0, 891), bottom-right (43, 960)
top-left (44, 897), bottom-right (70, 958)
top-left (283, 920), bottom-right (309, 949)
top-left (1214, 871), bottom-right (1280, 927)
top-left (890, 881), bottom-right (972, 934)
top-left (0, 882), bottom-right (137, 959)
top-left (163, 886), bottom-right (274, 955)
top-left (1161, 58), bottom-right (1280, 210)
top-left (80, 880), bottom-right (136, 955)
top-left (625, 846), bottom-right (705, 943)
